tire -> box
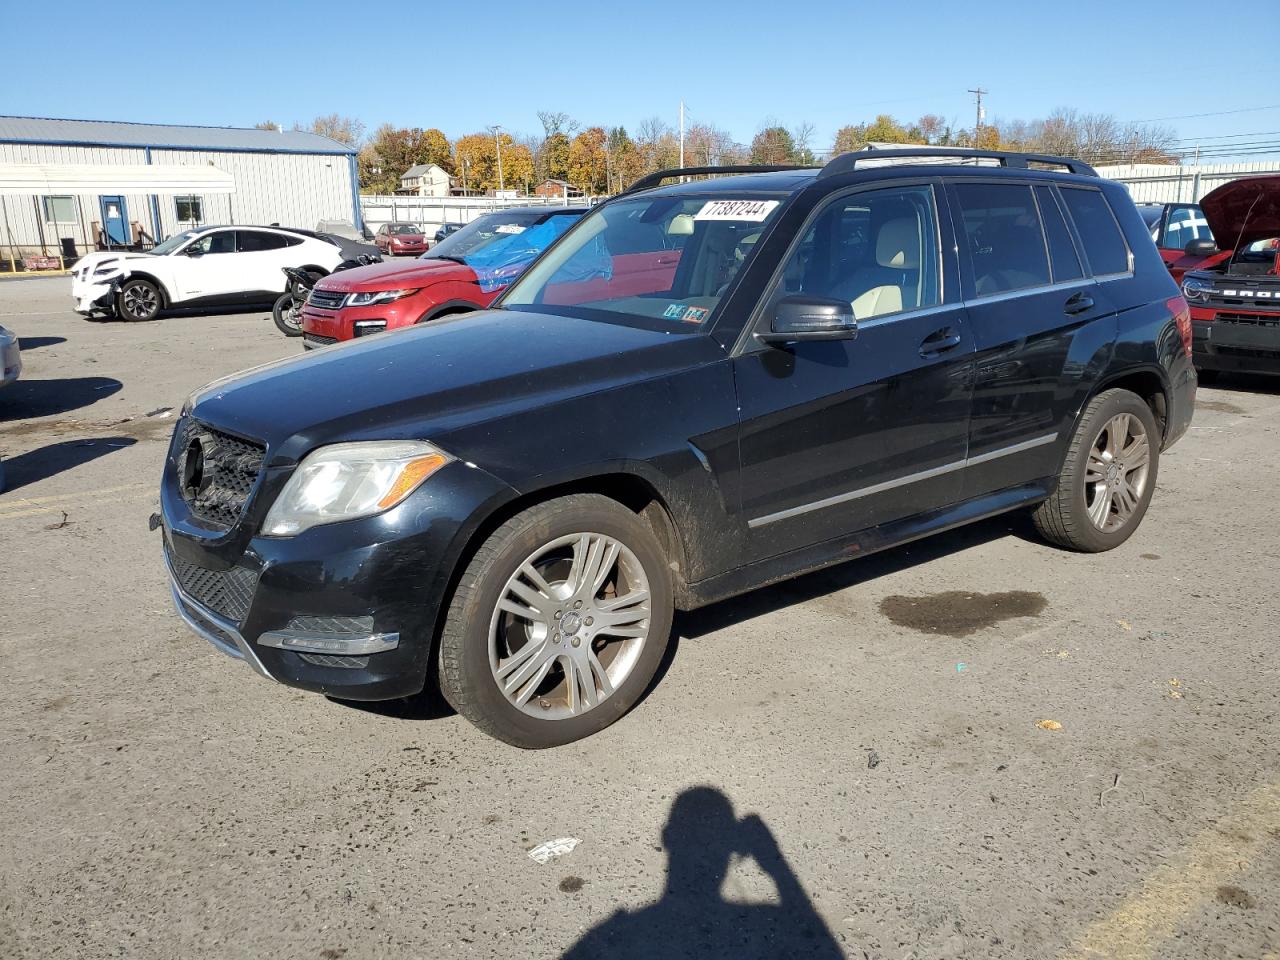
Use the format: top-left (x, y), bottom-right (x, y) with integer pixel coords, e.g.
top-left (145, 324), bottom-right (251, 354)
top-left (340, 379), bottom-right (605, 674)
top-left (273, 291), bottom-right (303, 337)
top-left (1033, 388), bottom-right (1160, 552)
top-left (438, 494), bottom-right (673, 748)
top-left (116, 278), bottom-right (161, 321)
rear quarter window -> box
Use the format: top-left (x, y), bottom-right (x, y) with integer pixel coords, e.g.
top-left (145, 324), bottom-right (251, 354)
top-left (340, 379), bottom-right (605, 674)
top-left (1059, 188), bottom-right (1131, 277)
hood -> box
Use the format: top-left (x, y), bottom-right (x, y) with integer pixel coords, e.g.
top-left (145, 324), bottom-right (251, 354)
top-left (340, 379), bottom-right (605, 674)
top-left (314, 256), bottom-right (474, 293)
top-left (1200, 175), bottom-right (1280, 250)
top-left (77, 250), bottom-right (156, 268)
top-left (188, 309), bottom-right (721, 464)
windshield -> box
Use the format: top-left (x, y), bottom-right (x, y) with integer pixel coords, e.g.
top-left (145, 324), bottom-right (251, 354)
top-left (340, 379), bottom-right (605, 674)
top-left (151, 231), bottom-right (201, 256)
top-left (501, 195), bottom-right (785, 326)
top-left (425, 211), bottom-right (582, 291)
top-left (388, 224), bottom-right (420, 235)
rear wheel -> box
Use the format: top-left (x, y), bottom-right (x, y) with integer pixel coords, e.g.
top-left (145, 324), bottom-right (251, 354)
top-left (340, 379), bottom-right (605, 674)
top-left (116, 278), bottom-right (161, 321)
top-left (438, 494), bottom-right (673, 748)
top-left (1033, 388), bottom-right (1159, 552)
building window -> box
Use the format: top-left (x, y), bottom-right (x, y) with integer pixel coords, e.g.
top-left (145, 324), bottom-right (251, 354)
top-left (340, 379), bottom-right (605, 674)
top-left (42, 196), bottom-right (77, 223)
top-left (175, 196), bottom-right (204, 223)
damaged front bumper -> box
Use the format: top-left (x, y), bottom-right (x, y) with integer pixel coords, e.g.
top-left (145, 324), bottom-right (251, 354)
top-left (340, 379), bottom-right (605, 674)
top-left (71, 275), bottom-right (120, 316)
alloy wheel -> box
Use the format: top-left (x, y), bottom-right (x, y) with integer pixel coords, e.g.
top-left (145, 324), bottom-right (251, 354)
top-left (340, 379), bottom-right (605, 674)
top-left (488, 532), bottom-right (651, 720)
top-left (122, 283), bottom-right (158, 319)
top-left (1084, 412), bottom-right (1151, 532)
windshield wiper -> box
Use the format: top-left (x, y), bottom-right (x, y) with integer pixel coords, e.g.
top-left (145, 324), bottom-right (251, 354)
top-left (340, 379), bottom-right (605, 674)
top-left (426, 254), bottom-right (467, 264)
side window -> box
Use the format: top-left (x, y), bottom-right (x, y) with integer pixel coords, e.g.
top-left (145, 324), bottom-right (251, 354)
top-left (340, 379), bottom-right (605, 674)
top-left (778, 184), bottom-right (940, 321)
top-left (1159, 204), bottom-right (1212, 251)
top-left (237, 230), bottom-right (289, 252)
top-left (1034, 186), bottom-right (1084, 283)
top-left (190, 231), bottom-right (236, 255)
top-left (1059, 187), bottom-right (1131, 277)
top-left (953, 182), bottom-right (1050, 296)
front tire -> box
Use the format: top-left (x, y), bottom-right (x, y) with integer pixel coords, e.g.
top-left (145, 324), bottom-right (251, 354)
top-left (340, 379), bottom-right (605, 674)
top-left (1033, 388), bottom-right (1160, 552)
top-left (438, 494), bottom-right (673, 748)
top-left (116, 278), bottom-right (161, 321)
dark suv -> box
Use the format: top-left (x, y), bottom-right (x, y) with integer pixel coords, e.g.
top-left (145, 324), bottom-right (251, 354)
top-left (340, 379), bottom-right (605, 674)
top-left (161, 149), bottom-right (1195, 748)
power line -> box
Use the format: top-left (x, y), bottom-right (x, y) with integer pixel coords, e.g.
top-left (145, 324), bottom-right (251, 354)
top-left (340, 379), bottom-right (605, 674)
top-left (1129, 103), bottom-right (1280, 123)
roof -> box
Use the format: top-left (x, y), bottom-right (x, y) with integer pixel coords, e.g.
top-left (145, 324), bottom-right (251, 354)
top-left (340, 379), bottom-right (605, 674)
top-left (402, 163), bottom-right (449, 178)
top-left (0, 116), bottom-right (357, 155)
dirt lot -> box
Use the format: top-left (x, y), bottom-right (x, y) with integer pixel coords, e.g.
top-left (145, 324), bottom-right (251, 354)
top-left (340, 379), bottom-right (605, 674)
top-left (2, 275), bottom-right (1278, 960)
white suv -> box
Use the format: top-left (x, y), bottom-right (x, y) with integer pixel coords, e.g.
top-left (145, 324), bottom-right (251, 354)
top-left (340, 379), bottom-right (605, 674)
top-left (72, 226), bottom-right (345, 321)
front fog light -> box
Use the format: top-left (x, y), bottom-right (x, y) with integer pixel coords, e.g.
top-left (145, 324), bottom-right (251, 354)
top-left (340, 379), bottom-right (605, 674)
top-left (353, 320), bottom-right (387, 337)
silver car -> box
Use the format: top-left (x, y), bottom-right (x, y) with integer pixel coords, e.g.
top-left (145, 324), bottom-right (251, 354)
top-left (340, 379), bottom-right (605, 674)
top-left (0, 324), bottom-right (20, 491)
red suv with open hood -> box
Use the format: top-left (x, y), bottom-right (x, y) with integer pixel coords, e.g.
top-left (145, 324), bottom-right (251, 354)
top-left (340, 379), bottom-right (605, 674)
top-left (1177, 176), bottom-right (1280, 379)
top-left (301, 206), bottom-right (586, 347)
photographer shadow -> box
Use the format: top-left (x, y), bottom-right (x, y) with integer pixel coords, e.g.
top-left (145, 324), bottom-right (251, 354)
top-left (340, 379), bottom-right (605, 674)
top-left (563, 787), bottom-right (843, 960)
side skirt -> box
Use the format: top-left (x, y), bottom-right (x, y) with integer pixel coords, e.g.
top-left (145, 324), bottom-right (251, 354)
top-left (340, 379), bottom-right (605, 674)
top-left (677, 479), bottom-right (1054, 610)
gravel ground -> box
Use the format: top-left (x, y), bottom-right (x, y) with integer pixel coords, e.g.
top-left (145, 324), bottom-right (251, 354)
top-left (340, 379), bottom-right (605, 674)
top-left (1, 275), bottom-right (1278, 960)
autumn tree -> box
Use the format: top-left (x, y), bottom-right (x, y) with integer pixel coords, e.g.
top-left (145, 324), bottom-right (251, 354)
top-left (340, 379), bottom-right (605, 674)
top-left (635, 116), bottom-right (679, 173)
top-left (606, 127), bottom-right (643, 193)
top-left (359, 125), bottom-right (455, 193)
top-left (254, 120), bottom-right (280, 131)
top-left (454, 132), bottom-right (531, 193)
top-left (542, 131), bottom-right (572, 182)
top-left (568, 127), bottom-right (609, 194)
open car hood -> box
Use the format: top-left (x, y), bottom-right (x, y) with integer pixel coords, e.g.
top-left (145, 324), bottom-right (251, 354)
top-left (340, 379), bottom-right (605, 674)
top-left (1201, 175), bottom-right (1280, 250)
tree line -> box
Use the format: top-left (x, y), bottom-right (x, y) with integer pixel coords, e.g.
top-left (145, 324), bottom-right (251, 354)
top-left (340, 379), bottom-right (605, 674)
top-left (264, 108), bottom-right (1178, 197)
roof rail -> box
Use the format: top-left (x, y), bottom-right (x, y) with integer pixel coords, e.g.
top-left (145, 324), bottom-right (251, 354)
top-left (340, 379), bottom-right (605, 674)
top-left (624, 164), bottom-right (818, 194)
top-left (818, 148), bottom-right (1097, 179)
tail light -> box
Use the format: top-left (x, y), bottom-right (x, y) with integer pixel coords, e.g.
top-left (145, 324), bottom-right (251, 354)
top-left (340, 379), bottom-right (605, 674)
top-left (1167, 295), bottom-right (1192, 359)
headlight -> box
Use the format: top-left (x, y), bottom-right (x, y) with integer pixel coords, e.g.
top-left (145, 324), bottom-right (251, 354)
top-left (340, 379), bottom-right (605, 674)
top-left (93, 264), bottom-right (118, 276)
top-left (261, 440), bottom-right (451, 537)
top-left (345, 288), bottom-right (418, 307)
top-left (1182, 277), bottom-right (1211, 301)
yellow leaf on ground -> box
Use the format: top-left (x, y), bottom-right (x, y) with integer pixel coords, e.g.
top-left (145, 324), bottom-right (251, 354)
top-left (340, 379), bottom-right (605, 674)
top-left (1036, 719), bottom-right (1063, 731)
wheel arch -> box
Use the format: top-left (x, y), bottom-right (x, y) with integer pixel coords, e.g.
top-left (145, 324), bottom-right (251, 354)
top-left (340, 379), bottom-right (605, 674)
top-left (417, 300), bottom-right (480, 324)
top-left (118, 270), bottom-right (171, 307)
top-left (1087, 364), bottom-right (1171, 444)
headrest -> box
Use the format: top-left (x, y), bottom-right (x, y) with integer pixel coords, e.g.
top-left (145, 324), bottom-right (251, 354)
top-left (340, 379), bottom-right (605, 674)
top-left (876, 217), bottom-right (920, 269)
top-left (667, 214), bottom-right (695, 236)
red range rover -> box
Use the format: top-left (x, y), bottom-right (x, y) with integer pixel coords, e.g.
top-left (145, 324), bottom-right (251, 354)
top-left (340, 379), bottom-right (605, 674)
top-left (1178, 176), bottom-right (1280, 380)
top-left (302, 207), bottom-right (586, 347)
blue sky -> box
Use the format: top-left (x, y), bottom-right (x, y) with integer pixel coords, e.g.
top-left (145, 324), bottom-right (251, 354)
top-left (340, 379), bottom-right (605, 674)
top-left (6, 0), bottom-right (1278, 159)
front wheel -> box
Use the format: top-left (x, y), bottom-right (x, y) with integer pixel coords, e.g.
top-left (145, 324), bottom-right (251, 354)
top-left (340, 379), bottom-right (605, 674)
top-left (116, 278), bottom-right (161, 321)
top-left (273, 291), bottom-right (303, 337)
top-left (438, 494), bottom-right (673, 748)
top-left (1033, 388), bottom-right (1160, 552)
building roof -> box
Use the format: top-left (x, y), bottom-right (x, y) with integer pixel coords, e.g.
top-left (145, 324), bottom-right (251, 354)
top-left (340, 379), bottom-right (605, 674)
top-left (402, 163), bottom-right (449, 178)
top-left (0, 116), bottom-right (357, 155)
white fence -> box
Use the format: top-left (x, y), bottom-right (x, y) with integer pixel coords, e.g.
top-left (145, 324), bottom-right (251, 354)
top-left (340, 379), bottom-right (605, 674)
top-left (1097, 161), bottom-right (1280, 204)
top-left (359, 194), bottom-right (586, 235)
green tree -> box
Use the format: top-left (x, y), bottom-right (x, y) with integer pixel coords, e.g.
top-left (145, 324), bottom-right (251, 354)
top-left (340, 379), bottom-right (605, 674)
top-left (359, 125), bottom-right (455, 193)
top-left (750, 126), bottom-right (796, 165)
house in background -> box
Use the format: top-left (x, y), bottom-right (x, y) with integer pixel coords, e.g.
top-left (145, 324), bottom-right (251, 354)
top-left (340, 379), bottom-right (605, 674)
top-left (397, 163), bottom-right (453, 197)
top-left (533, 179), bottom-right (583, 199)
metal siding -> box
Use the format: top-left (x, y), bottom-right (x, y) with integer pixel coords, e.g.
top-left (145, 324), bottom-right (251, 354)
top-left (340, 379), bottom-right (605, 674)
top-left (1098, 161), bottom-right (1280, 204)
top-left (0, 142), bottom-right (354, 254)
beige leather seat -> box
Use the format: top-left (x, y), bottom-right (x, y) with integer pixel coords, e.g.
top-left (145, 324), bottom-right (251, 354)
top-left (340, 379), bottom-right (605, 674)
top-left (848, 217), bottom-right (920, 320)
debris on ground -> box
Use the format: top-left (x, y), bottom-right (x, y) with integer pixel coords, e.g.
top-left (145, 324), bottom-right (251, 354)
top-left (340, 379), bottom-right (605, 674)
top-left (1035, 719), bottom-right (1062, 731)
top-left (145, 407), bottom-right (173, 418)
top-left (1117, 619), bottom-right (1133, 631)
top-left (43, 511), bottom-right (70, 530)
top-left (955, 662), bottom-right (968, 673)
top-left (1168, 678), bottom-right (1183, 699)
top-left (867, 750), bottom-right (881, 769)
top-left (528, 837), bottom-right (580, 864)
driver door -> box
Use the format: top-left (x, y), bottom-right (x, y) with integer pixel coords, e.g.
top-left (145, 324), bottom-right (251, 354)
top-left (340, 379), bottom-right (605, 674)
top-left (732, 182), bottom-right (975, 559)
top-left (169, 229), bottom-right (238, 301)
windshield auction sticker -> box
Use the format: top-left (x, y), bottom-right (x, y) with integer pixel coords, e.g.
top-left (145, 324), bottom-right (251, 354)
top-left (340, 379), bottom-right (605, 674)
top-left (694, 199), bottom-right (779, 222)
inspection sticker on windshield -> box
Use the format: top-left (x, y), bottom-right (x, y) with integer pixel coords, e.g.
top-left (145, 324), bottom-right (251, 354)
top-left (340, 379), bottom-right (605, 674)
top-left (663, 303), bottom-right (687, 319)
top-left (495, 224), bottom-right (526, 234)
top-left (694, 199), bottom-right (779, 222)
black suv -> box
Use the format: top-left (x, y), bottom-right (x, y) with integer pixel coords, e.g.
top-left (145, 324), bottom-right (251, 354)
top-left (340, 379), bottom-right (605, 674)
top-left (161, 149), bottom-right (1196, 748)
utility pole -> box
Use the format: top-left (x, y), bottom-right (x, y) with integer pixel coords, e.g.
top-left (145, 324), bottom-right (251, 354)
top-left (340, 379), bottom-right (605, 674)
top-left (679, 100), bottom-right (685, 169)
top-left (489, 124), bottom-right (505, 193)
top-left (967, 87), bottom-right (987, 141)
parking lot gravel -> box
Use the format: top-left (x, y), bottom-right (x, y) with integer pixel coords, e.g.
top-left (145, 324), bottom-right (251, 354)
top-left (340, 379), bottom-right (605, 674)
top-left (2, 275), bottom-right (1278, 959)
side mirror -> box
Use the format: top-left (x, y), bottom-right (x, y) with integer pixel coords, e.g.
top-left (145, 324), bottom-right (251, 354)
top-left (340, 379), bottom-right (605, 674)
top-left (758, 295), bottom-right (858, 344)
top-left (1184, 238), bottom-right (1218, 256)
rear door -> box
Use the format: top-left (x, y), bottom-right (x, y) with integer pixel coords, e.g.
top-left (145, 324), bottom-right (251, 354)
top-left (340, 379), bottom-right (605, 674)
top-left (948, 179), bottom-right (1113, 498)
top-left (733, 180), bottom-right (975, 557)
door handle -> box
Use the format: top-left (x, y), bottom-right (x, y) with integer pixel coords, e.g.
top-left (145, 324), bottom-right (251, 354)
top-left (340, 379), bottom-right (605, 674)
top-left (919, 326), bottom-right (962, 357)
top-left (1064, 292), bottom-right (1095, 315)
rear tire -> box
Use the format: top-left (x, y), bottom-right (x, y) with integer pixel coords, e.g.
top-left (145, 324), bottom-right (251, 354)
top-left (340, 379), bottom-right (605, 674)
top-left (438, 494), bottom-right (673, 748)
top-left (272, 292), bottom-right (303, 336)
top-left (1033, 388), bottom-right (1160, 552)
top-left (116, 278), bottom-right (161, 321)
